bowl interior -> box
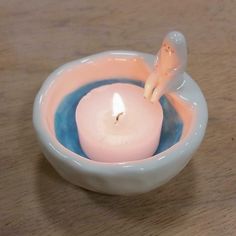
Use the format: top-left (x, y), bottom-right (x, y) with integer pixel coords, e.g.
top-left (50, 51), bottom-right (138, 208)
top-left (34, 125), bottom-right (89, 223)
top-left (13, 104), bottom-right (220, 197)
top-left (40, 53), bottom-right (194, 161)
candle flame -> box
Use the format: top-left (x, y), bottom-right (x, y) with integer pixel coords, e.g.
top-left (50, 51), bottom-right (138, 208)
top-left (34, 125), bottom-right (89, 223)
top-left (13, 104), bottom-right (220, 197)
top-left (112, 93), bottom-right (125, 117)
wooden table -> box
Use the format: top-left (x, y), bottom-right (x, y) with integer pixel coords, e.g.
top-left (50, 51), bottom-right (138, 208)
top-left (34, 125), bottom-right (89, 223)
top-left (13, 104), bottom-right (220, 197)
top-left (1, 1), bottom-right (236, 235)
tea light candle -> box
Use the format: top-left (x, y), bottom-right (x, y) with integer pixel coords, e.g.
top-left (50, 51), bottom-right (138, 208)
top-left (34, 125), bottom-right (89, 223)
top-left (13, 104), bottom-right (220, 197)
top-left (76, 83), bottom-right (163, 163)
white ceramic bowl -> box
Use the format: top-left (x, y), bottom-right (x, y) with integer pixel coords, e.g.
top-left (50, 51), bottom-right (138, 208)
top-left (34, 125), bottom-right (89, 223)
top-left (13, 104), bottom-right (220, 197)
top-left (33, 51), bottom-right (208, 195)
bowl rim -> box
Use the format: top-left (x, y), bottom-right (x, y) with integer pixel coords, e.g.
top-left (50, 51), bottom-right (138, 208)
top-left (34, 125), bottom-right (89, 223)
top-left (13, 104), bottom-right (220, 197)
top-left (33, 50), bottom-right (208, 174)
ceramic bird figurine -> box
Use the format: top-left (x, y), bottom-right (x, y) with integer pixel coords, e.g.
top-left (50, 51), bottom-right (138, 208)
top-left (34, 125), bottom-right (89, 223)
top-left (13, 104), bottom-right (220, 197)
top-left (144, 31), bottom-right (187, 102)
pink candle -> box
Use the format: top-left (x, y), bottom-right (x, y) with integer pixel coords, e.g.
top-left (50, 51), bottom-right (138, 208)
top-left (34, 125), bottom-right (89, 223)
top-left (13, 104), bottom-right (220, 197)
top-left (76, 83), bottom-right (163, 163)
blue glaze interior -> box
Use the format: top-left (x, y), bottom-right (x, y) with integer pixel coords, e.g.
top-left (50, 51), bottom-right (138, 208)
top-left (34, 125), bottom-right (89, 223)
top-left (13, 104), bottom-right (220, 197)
top-left (55, 79), bottom-right (183, 159)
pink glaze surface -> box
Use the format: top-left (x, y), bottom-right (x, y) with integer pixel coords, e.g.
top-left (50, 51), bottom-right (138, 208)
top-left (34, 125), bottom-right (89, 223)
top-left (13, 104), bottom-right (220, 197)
top-left (41, 55), bottom-right (151, 137)
top-left (76, 83), bottom-right (163, 162)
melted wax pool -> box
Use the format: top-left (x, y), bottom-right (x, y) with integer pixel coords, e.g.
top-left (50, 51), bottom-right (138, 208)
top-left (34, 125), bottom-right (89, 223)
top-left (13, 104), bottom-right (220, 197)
top-left (55, 79), bottom-right (183, 159)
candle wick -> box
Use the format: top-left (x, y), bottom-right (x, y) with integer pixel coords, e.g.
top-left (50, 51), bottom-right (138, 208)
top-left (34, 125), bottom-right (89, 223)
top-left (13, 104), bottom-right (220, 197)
top-left (115, 112), bottom-right (124, 124)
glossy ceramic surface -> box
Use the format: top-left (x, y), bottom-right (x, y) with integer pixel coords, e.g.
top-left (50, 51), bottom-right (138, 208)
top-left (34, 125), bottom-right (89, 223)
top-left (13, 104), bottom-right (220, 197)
top-left (33, 51), bottom-right (208, 195)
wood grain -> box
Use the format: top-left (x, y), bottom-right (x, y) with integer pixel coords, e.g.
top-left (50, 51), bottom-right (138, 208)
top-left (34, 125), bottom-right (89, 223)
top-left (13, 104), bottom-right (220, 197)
top-left (1, 0), bottom-right (236, 235)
